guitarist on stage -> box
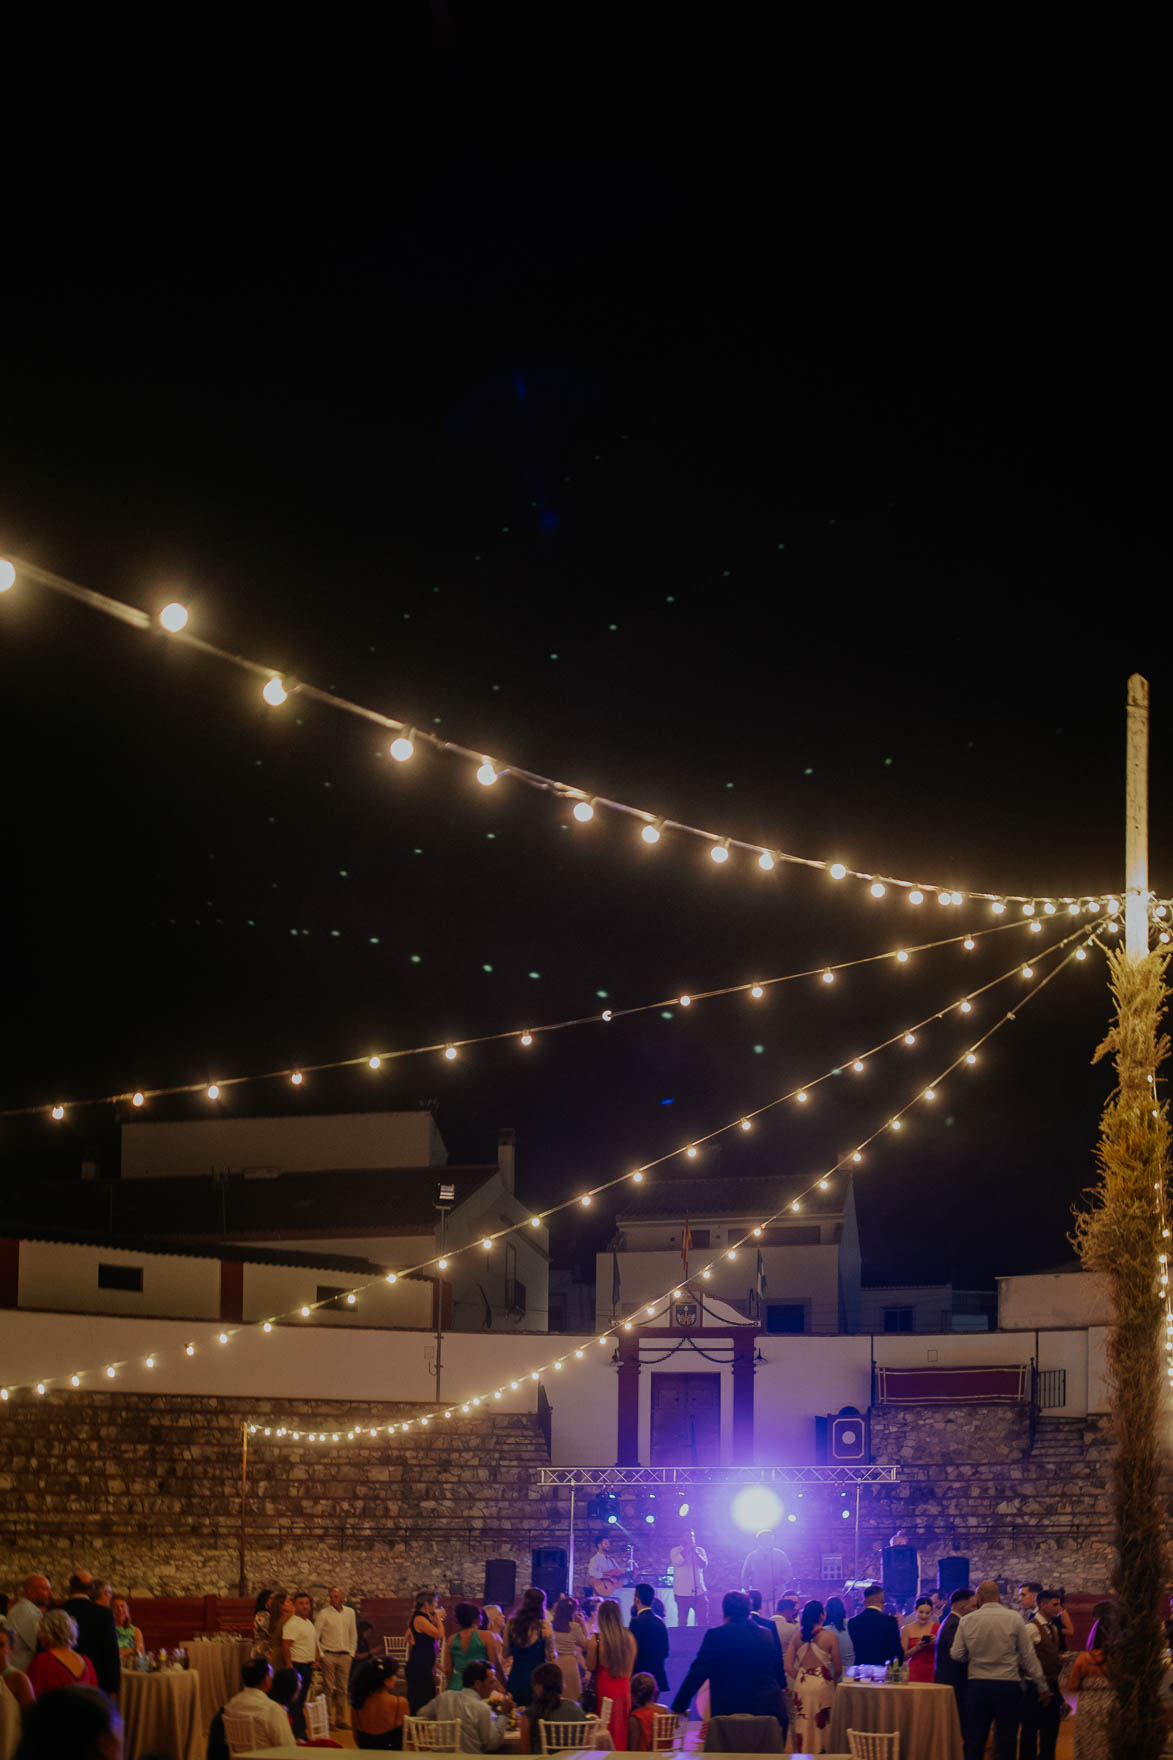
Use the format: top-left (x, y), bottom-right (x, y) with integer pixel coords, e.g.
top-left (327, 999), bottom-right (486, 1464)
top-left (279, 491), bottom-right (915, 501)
top-left (588, 1535), bottom-right (627, 1598)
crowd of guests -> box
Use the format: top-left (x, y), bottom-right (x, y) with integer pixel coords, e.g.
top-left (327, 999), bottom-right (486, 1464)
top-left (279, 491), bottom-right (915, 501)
top-left (0, 1568), bottom-right (130, 1760)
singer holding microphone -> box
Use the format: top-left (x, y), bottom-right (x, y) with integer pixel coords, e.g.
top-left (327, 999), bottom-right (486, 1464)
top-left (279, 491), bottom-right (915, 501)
top-left (670, 1528), bottom-right (708, 1628)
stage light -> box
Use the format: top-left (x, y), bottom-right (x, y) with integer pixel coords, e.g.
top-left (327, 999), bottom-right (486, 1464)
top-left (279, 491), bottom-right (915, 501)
top-left (679, 1502), bottom-right (690, 1517)
top-left (731, 1486), bottom-right (783, 1532)
top-left (607, 1513), bottom-right (618, 1525)
top-left (787, 1513), bottom-right (797, 1524)
top-left (159, 602), bottom-right (188, 632)
top-left (644, 1512), bottom-right (656, 1524)
top-left (841, 1508), bottom-right (851, 1519)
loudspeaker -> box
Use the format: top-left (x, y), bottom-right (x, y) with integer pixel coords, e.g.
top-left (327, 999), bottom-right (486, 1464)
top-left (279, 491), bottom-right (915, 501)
top-left (484, 1558), bottom-right (516, 1608)
top-left (937, 1556), bottom-right (971, 1597)
top-left (531, 1546), bottom-right (568, 1601)
top-left (828, 1409), bottom-right (868, 1464)
top-left (881, 1545), bottom-right (919, 1601)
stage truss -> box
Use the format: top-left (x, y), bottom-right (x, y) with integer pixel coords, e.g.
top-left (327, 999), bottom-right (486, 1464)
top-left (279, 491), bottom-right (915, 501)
top-left (539, 1465), bottom-right (898, 1486)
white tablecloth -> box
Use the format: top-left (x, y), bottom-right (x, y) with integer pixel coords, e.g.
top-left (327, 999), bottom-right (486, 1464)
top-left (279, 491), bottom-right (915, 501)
top-left (184, 1638), bottom-right (254, 1726)
top-left (120, 1667), bottom-right (203, 1760)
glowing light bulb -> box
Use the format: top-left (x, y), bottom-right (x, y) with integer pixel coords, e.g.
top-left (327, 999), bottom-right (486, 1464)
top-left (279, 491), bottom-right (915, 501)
top-left (966, 1052), bottom-right (977, 1065)
top-left (368, 1056), bottom-right (381, 1071)
top-left (0, 559), bottom-right (15, 592)
top-left (1043, 901), bottom-right (1056, 915)
top-left (207, 1084), bottom-right (220, 1099)
top-left (346, 1292), bottom-right (357, 1305)
top-left (1107, 897), bottom-right (1120, 914)
top-left (896, 950), bottom-right (908, 963)
top-left (852, 1060), bottom-right (864, 1073)
top-left (960, 1000), bottom-right (972, 1013)
top-left (822, 970), bottom-right (834, 984)
top-left (131, 1091), bottom-right (145, 1107)
top-left (751, 985), bottom-right (764, 999)
top-left (818, 1178), bottom-right (829, 1189)
top-left (830, 863), bottom-right (847, 880)
top-left (1068, 902), bottom-right (1080, 915)
top-left (909, 889), bottom-right (924, 905)
top-left (890, 1119), bottom-right (902, 1131)
top-left (71, 1374), bottom-right (80, 1387)
top-left (702, 1269), bottom-right (711, 1280)
top-left (580, 1195), bottom-right (591, 1207)
top-left (218, 1332), bottom-right (229, 1344)
top-left (992, 900), bottom-right (1005, 914)
top-left (727, 1249), bottom-right (737, 1260)
top-left (145, 1356), bottom-right (154, 1368)
top-left (711, 842), bottom-right (730, 864)
top-left (686, 1145), bottom-right (698, 1158)
top-left (758, 850), bottom-right (775, 871)
top-left (752, 1226), bottom-right (761, 1236)
top-left (1023, 903), bottom-right (1035, 916)
top-left (520, 1032), bottom-right (533, 1046)
top-left (263, 1322), bottom-right (272, 1333)
top-left (438, 1258), bottom-right (448, 1270)
top-left (870, 882), bottom-right (886, 898)
top-left (106, 1366), bottom-right (116, 1378)
top-left (530, 1371), bottom-right (539, 1381)
top-left (937, 891), bottom-right (951, 906)
top-left (389, 734), bottom-right (414, 762)
top-left (796, 1090), bottom-right (808, 1103)
top-left (646, 1304), bottom-right (657, 1315)
top-left (601, 1009), bottom-right (613, 1021)
top-left (1030, 920), bottom-right (1042, 932)
top-left (573, 800), bottom-right (594, 822)
top-left (444, 1046), bottom-right (457, 1061)
top-left (185, 1343), bottom-right (195, 1356)
top-left (740, 1118), bottom-right (752, 1131)
top-left (951, 891), bottom-right (964, 906)
top-left (632, 1171), bottom-right (644, 1182)
top-left (964, 937), bottom-right (975, 950)
top-left (791, 1201), bottom-right (801, 1212)
top-left (35, 1383), bottom-right (44, 1396)
top-left (385, 1272), bottom-right (397, 1284)
top-left (51, 1104), bottom-right (64, 1120)
top-left (1076, 948), bottom-right (1087, 960)
top-left (290, 1072), bottom-right (303, 1086)
top-left (1022, 966), bottom-right (1034, 979)
top-left (159, 601), bottom-right (188, 632)
top-left (641, 822), bottom-right (660, 844)
top-left (904, 1032), bottom-right (916, 1045)
top-left (673, 1290), bottom-right (681, 1299)
top-left (477, 760), bottom-right (498, 787)
top-left (924, 1089), bottom-right (936, 1101)
top-left (482, 1237), bottom-right (493, 1250)
top-left (300, 1306), bottom-right (310, 1318)
top-left (679, 994), bottom-right (692, 1007)
top-left (262, 676), bottom-right (287, 706)
top-left (530, 1217), bottom-right (541, 1228)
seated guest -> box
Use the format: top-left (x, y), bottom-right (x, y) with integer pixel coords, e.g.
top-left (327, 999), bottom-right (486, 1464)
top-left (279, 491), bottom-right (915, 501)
top-left (628, 1671), bottom-right (674, 1751)
top-left (416, 1659), bottom-right (512, 1753)
top-left (27, 1611), bottom-right (98, 1694)
top-left (0, 1617), bottom-right (36, 1712)
top-left (848, 1584), bottom-right (902, 1666)
top-left (110, 1597), bottom-right (143, 1658)
top-left (519, 1660), bottom-right (583, 1754)
top-left (671, 1591), bottom-right (787, 1732)
top-left (224, 1656), bottom-right (293, 1749)
top-left (351, 1657), bottom-right (409, 1751)
top-left (13, 1685), bottom-right (121, 1760)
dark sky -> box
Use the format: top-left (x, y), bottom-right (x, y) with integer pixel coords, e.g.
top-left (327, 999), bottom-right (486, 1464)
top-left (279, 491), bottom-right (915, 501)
top-left (0, 22), bottom-right (1166, 1287)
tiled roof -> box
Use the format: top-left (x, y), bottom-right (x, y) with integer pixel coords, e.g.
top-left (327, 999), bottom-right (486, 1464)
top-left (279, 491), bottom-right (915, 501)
top-left (9, 1231), bottom-right (410, 1276)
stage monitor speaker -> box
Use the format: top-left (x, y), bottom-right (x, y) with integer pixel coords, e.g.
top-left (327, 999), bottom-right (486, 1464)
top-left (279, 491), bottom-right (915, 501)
top-left (881, 1545), bottom-right (919, 1601)
top-left (484, 1558), bottom-right (516, 1608)
top-left (937, 1556), bottom-right (971, 1597)
top-left (531, 1546), bottom-right (568, 1601)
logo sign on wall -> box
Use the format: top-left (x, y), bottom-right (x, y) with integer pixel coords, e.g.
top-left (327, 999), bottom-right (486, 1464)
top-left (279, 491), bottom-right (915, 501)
top-left (673, 1300), bottom-right (700, 1328)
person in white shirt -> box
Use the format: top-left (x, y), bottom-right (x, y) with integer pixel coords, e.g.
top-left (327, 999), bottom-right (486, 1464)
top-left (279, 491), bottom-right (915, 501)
top-left (314, 1585), bottom-right (358, 1728)
top-left (282, 1591), bottom-right (319, 1738)
top-left (224, 1657), bottom-right (295, 1749)
top-left (741, 1531), bottom-right (794, 1609)
top-left (670, 1529), bottom-right (709, 1627)
top-left (5, 1574), bottom-right (52, 1674)
top-left (417, 1658), bottom-right (513, 1752)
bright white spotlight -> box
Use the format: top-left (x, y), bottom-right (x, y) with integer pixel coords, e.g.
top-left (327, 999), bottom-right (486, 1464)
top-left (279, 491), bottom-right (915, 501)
top-left (731, 1485), bottom-right (783, 1532)
top-left (159, 602), bottom-right (188, 632)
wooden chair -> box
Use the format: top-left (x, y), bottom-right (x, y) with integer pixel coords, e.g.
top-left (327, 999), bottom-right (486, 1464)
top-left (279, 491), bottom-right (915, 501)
top-left (404, 1715), bottom-right (462, 1750)
top-left (539, 1718), bottom-right (597, 1752)
top-left (385, 1633), bottom-right (410, 1659)
top-left (651, 1709), bottom-right (684, 1749)
top-left (221, 1709), bottom-right (263, 1757)
top-left (847, 1730), bottom-right (900, 1758)
top-left (305, 1694), bottom-right (331, 1740)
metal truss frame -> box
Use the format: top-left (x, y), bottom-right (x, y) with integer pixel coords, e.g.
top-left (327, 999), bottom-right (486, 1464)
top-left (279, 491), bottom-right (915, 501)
top-left (539, 1464), bottom-right (898, 1487)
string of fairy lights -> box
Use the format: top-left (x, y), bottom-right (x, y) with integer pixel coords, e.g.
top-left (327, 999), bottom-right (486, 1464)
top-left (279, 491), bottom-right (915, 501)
top-left (229, 929), bottom-right (1100, 1443)
top-left (6, 913), bottom-right (1055, 1123)
top-left (0, 918), bottom-right (1102, 1406)
top-left (0, 553), bottom-right (1139, 913)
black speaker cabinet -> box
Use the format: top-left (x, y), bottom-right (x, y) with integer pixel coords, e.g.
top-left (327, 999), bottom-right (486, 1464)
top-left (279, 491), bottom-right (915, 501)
top-left (531, 1546), bottom-right (568, 1601)
top-left (484, 1558), bottom-right (517, 1608)
top-left (881, 1545), bottom-right (919, 1601)
top-left (937, 1556), bottom-right (971, 1597)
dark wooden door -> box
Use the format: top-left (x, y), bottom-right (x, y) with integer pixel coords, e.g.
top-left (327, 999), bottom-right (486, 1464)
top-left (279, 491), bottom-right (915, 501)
top-left (650, 1372), bottom-right (720, 1465)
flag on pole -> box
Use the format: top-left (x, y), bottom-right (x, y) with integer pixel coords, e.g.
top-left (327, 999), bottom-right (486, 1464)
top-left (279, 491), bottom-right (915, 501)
top-left (682, 1216), bottom-right (693, 1278)
top-left (611, 1251), bottom-right (622, 1313)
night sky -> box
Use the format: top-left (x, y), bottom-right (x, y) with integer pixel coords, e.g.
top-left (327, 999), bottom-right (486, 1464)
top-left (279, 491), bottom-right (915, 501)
top-left (0, 25), bottom-right (1165, 1289)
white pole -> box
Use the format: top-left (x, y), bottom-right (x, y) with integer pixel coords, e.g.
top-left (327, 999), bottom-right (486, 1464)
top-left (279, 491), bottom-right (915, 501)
top-left (1126, 675), bottom-right (1150, 960)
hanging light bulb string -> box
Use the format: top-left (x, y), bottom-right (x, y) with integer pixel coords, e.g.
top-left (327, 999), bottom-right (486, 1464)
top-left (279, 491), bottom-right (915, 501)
top-left (1, 554), bottom-right (1124, 910)
top-left (232, 932), bottom-right (1101, 1442)
top-left (0, 919), bottom-right (1100, 1403)
top-left (10, 911), bottom-right (1057, 1123)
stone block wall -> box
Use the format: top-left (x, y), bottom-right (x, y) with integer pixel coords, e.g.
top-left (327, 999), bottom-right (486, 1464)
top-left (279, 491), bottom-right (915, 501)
top-left (0, 1392), bottom-right (559, 1602)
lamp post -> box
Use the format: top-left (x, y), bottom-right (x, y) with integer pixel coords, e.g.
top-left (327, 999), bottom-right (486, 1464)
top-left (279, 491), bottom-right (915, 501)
top-left (432, 1183), bottom-right (455, 1402)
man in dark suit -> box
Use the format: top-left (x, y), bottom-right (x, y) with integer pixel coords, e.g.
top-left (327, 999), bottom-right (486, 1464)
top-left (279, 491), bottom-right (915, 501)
top-left (935, 1586), bottom-right (975, 1726)
top-left (630, 1582), bottom-right (670, 1694)
top-left (847, 1583), bottom-right (903, 1667)
top-left (746, 1591), bottom-right (786, 1669)
top-left (671, 1591), bottom-right (787, 1735)
top-left (62, 1570), bottom-right (121, 1696)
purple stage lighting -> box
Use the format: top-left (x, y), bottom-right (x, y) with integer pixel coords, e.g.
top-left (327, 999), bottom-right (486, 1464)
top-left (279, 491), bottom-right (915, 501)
top-left (731, 1486), bottom-right (783, 1532)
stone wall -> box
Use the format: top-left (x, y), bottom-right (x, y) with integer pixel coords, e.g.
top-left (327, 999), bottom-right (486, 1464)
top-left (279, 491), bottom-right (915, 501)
top-left (0, 1391), bottom-right (557, 1601)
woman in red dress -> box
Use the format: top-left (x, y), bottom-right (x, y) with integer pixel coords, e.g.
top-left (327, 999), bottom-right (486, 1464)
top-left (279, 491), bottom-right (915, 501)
top-left (584, 1599), bottom-right (637, 1750)
top-left (27, 1609), bottom-right (98, 1694)
top-left (901, 1598), bottom-right (939, 1683)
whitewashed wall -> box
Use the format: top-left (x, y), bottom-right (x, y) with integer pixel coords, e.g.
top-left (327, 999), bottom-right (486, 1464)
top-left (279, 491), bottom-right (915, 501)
top-left (19, 1242), bottom-right (221, 1319)
top-left (595, 1245), bottom-right (841, 1330)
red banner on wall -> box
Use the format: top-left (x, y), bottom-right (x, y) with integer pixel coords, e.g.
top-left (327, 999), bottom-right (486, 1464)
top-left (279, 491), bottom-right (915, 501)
top-left (875, 1364), bottom-right (1028, 1404)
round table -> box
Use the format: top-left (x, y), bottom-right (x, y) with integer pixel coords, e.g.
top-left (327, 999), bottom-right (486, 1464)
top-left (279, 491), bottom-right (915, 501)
top-left (828, 1679), bottom-right (962, 1760)
top-left (183, 1639), bottom-right (254, 1727)
top-left (119, 1667), bottom-right (204, 1760)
